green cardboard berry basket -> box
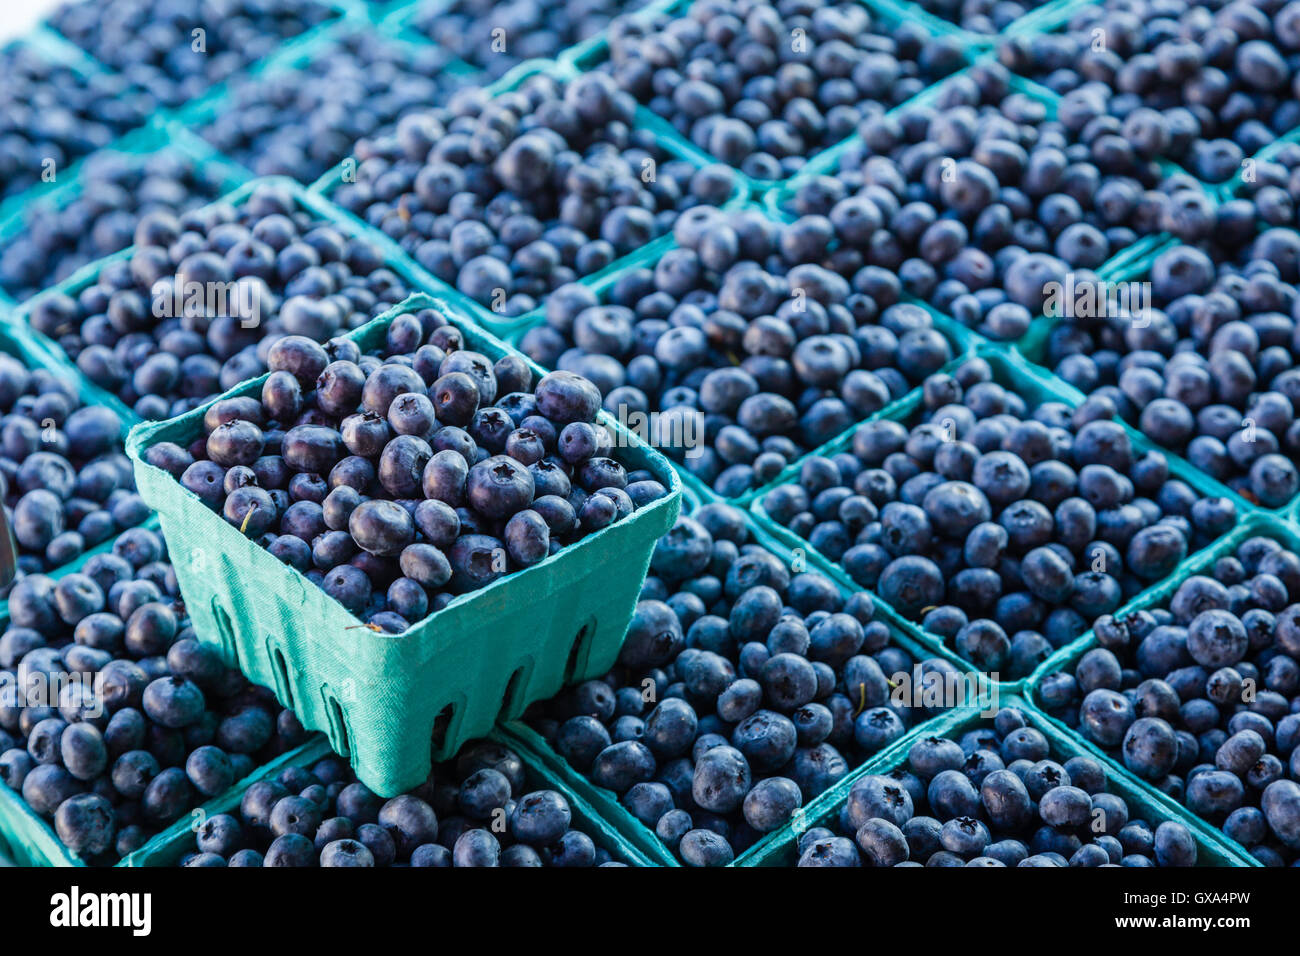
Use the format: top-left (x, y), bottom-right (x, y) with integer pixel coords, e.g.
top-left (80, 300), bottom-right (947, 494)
top-left (500, 197), bottom-right (979, 512)
top-left (38, 0), bottom-right (357, 131)
top-left (11, 175), bottom-right (463, 426)
top-left (120, 729), bottom-right (657, 866)
top-left (762, 62), bottom-right (1207, 368)
top-left (747, 344), bottom-right (1262, 668)
top-left (161, 17), bottom-right (483, 188)
top-left (0, 320), bottom-right (162, 621)
top-left (769, 60), bottom-right (1193, 259)
top-left (981, 0), bottom-right (1243, 203)
top-left (0, 125), bottom-right (251, 307)
top-left (740, 696), bottom-right (1256, 866)
top-left (1023, 509), bottom-right (1300, 868)
top-left (553, 0), bottom-right (690, 77)
top-left (1014, 225), bottom-right (1300, 519)
top-left (309, 56), bottom-right (750, 339)
top-left (565, 0), bottom-right (989, 199)
top-left (1012, 233), bottom-right (1184, 373)
top-left (876, 0), bottom-right (1098, 46)
top-left (0, 737), bottom-right (328, 868)
top-left (766, 64), bottom-right (1074, 220)
top-left (1217, 123), bottom-right (1300, 203)
top-left (0, 34), bottom-right (161, 225)
top-left (391, 0), bottom-right (675, 82)
top-left (498, 514), bottom-right (1010, 867)
top-left (125, 291), bottom-right (682, 797)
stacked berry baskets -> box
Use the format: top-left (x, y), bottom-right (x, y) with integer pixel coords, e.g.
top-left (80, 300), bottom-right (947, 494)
top-left (0, 0), bottom-right (1296, 870)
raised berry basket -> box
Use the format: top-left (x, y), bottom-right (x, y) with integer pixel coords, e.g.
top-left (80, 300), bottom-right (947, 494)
top-left (498, 510), bottom-right (1009, 867)
top-left (740, 699), bottom-right (1255, 866)
top-left (1024, 510), bottom-right (1300, 867)
top-left (125, 292), bottom-right (682, 796)
top-left (0, 736), bottom-right (325, 867)
top-left (309, 58), bottom-right (751, 339)
top-left (122, 729), bottom-right (656, 866)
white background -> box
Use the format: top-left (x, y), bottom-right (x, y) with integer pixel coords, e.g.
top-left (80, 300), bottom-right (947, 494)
top-left (2, 0), bottom-right (68, 44)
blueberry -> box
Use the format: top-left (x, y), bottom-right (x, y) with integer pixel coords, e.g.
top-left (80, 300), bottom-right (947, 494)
top-left (53, 793), bottom-right (115, 857)
top-left (798, 835), bottom-right (861, 867)
top-left (1153, 821), bottom-right (1198, 867)
top-left (319, 839), bottom-right (374, 867)
top-left (590, 741), bottom-right (656, 794)
top-left (1123, 718), bottom-right (1179, 781)
top-left (468, 455), bottom-right (535, 519)
top-left (535, 372), bottom-right (602, 426)
top-left (378, 795), bottom-right (439, 859)
top-left (678, 828), bottom-right (734, 867)
top-left (141, 677), bottom-right (206, 729)
top-left (347, 500), bottom-right (414, 557)
top-left (692, 746), bottom-right (752, 814)
top-left (742, 777), bottom-right (802, 833)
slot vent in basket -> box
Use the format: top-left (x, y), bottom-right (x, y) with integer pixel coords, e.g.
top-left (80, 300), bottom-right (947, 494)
top-left (325, 691), bottom-right (350, 758)
top-left (430, 702), bottom-right (457, 753)
top-left (271, 645), bottom-right (296, 712)
top-left (499, 665), bottom-right (529, 720)
top-left (209, 598), bottom-right (240, 669)
top-left (563, 621), bottom-right (596, 684)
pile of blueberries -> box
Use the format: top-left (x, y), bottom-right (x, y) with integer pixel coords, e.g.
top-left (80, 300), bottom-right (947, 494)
top-left (177, 740), bottom-right (628, 866)
top-left (780, 63), bottom-right (1204, 341)
top-left (49, 0), bottom-right (339, 109)
top-left (1036, 534), bottom-right (1300, 864)
top-left (25, 182), bottom-right (411, 421)
top-left (148, 306), bottom-right (665, 632)
top-left (596, 0), bottom-right (968, 181)
top-left (518, 207), bottom-right (957, 497)
top-left (526, 503), bottom-right (975, 865)
top-left (0, 352), bottom-right (149, 591)
top-left (1045, 211), bottom-right (1300, 511)
top-left (997, 0), bottom-right (1300, 183)
top-left (1232, 138), bottom-right (1300, 222)
top-left (0, 44), bottom-right (154, 205)
top-left (797, 707), bottom-right (1203, 866)
top-left (915, 0), bottom-right (1048, 34)
top-left (331, 71), bottom-right (737, 317)
top-left (0, 149), bottom-right (231, 302)
top-left (760, 355), bottom-right (1238, 675)
top-left (0, 530), bottom-right (306, 863)
top-left (202, 32), bottom-right (474, 184)
top-left (409, 0), bottom-right (652, 79)
top-left (4, 0), bottom-right (1300, 875)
